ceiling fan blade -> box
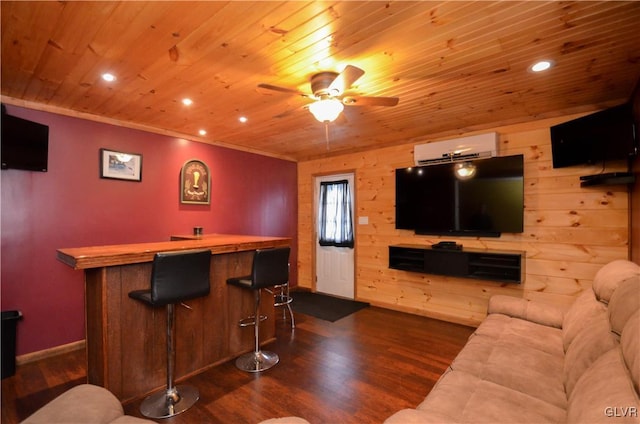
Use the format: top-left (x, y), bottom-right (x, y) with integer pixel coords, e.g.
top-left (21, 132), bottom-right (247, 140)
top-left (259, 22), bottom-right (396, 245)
top-left (328, 65), bottom-right (365, 95)
top-left (273, 108), bottom-right (297, 119)
top-left (257, 83), bottom-right (308, 96)
top-left (342, 95), bottom-right (399, 107)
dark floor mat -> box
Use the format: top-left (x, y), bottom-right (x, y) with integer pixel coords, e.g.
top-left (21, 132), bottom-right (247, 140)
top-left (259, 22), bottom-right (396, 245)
top-left (291, 291), bottom-right (369, 322)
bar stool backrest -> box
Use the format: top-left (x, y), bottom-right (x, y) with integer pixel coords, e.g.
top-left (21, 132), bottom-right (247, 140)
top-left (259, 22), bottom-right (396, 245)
top-left (251, 247), bottom-right (290, 290)
top-left (150, 249), bottom-right (211, 306)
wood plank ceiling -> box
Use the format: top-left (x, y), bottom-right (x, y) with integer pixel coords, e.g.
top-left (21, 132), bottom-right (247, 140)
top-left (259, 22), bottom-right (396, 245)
top-left (2, 1), bottom-right (640, 161)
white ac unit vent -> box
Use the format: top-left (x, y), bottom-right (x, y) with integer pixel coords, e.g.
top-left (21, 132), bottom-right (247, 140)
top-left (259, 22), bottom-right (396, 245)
top-left (414, 132), bottom-right (498, 166)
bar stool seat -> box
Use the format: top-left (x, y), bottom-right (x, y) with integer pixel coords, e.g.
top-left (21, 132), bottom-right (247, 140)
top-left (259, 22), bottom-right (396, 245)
top-left (227, 247), bottom-right (290, 372)
top-left (128, 249), bottom-right (211, 419)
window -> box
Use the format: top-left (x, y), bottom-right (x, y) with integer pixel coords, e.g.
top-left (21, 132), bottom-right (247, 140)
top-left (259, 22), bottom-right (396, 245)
top-left (318, 179), bottom-right (354, 248)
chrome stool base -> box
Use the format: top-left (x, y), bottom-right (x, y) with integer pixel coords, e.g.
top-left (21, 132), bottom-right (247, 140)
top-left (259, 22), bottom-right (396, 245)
top-left (139, 385), bottom-right (199, 419)
top-left (235, 350), bottom-right (279, 372)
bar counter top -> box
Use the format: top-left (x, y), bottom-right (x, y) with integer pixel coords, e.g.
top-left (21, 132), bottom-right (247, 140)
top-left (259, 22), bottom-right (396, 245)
top-left (57, 234), bottom-right (290, 269)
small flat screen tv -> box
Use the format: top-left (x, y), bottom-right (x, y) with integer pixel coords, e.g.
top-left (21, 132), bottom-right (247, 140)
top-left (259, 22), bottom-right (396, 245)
top-left (550, 103), bottom-right (637, 168)
top-left (1, 105), bottom-right (49, 172)
top-left (395, 154), bottom-right (524, 237)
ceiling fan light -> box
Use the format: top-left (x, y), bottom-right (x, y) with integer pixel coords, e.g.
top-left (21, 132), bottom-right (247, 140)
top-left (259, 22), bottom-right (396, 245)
top-left (308, 98), bottom-right (344, 122)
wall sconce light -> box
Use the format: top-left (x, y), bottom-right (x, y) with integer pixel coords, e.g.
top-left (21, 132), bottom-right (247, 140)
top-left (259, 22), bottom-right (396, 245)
top-left (454, 162), bottom-right (477, 180)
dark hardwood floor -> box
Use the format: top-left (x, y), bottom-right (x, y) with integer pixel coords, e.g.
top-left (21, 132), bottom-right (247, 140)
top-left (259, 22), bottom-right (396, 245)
top-left (2, 306), bottom-right (474, 424)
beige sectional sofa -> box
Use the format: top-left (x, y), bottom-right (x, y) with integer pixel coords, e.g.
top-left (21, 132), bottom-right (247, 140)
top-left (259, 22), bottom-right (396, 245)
top-left (385, 259), bottom-right (640, 424)
top-left (21, 384), bottom-right (153, 424)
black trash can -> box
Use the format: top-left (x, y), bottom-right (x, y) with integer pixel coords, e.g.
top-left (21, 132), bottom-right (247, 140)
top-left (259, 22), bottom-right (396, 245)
top-left (1, 310), bottom-right (22, 379)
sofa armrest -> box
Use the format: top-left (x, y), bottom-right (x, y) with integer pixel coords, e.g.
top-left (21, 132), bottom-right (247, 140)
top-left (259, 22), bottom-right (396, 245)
top-left (488, 295), bottom-right (564, 328)
top-left (384, 408), bottom-right (456, 424)
top-left (21, 384), bottom-right (126, 424)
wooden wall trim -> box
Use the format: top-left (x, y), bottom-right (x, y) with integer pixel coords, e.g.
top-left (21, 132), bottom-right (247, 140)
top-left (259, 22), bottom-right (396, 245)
top-left (16, 340), bottom-right (85, 365)
top-left (0, 95), bottom-right (297, 162)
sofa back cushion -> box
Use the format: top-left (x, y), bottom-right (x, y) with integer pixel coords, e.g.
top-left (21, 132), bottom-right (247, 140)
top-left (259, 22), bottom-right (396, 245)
top-left (567, 348), bottom-right (639, 423)
top-left (622, 311), bottom-right (639, 394)
top-left (608, 277), bottom-right (640, 337)
top-left (563, 310), bottom-right (617, 396)
top-left (563, 290), bottom-right (606, 351)
top-left (592, 260), bottom-right (640, 304)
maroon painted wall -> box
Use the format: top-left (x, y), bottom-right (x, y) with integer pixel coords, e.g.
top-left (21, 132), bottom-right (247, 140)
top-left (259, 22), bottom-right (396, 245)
top-left (1, 105), bottom-right (297, 356)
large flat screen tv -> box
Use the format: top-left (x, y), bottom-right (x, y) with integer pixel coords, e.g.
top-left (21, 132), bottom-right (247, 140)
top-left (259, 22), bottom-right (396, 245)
top-left (395, 154), bottom-right (524, 237)
top-left (550, 103), bottom-right (637, 168)
top-left (1, 105), bottom-right (49, 172)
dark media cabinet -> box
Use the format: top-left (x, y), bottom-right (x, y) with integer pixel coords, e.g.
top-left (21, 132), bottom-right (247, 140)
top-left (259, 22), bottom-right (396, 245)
top-left (388, 244), bottom-right (525, 284)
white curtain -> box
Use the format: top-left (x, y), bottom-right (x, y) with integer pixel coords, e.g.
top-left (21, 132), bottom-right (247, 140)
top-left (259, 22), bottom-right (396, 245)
top-left (318, 180), bottom-right (354, 248)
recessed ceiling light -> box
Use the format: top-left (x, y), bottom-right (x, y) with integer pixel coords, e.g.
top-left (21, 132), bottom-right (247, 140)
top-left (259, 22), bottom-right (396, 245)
top-left (198, 129), bottom-right (207, 136)
top-left (102, 73), bottom-right (116, 82)
top-left (239, 116), bottom-right (248, 123)
top-left (530, 60), bottom-right (555, 73)
top-left (182, 98), bottom-right (193, 106)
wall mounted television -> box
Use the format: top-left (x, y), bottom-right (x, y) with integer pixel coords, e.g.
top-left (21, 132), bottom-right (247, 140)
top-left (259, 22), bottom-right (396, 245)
top-left (550, 103), bottom-right (637, 168)
top-left (1, 104), bottom-right (49, 172)
top-left (395, 154), bottom-right (524, 237)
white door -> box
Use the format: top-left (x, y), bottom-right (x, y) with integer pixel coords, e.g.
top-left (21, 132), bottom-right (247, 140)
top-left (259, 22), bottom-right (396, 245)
top-left (315, 173), bottom-right (355, 299)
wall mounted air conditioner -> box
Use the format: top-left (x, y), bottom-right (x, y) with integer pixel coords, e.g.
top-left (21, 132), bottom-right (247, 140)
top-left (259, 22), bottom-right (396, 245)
top-left (414, 132), bottom-right (498, 166)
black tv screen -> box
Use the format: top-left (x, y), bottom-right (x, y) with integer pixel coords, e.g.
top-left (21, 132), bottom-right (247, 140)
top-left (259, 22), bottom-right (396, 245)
top-left (1, 107), bottom-right (49, 172)
top-left (550, 103), bottom-right (637, 168)
top-left (395, 155), bottom-right (524, 237)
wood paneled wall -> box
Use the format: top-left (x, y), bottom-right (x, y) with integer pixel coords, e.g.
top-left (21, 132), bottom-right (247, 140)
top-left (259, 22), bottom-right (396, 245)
top-left (297, 113), bottom-right (631, 327)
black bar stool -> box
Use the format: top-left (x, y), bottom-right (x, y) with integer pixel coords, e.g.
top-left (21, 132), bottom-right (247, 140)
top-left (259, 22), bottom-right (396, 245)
top-left (128, 249), bottom-right (211, 419)
top-left (270, 263), bottom-right (295, 328)
top-left (227, 247), bottom-right (290, 372)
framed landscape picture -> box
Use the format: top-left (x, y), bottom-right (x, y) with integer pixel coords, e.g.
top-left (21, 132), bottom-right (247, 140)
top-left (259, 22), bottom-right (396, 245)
top-left (100, 148), bottom-right (142, 182)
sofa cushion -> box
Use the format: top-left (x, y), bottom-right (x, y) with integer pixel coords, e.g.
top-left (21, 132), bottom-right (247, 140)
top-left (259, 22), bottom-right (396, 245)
top-left (563, 310), bottom-right (617, 396)
top-left (608, 277), bottom-right (640, 336)
top-left (415, 370), bottom-right (566, 423)
top-left (384, 408), bottom-right (456, 424)
top-left (567, 348), bottom-right (640, 423)
top-left (21, 384), bottom-right (126, 424)
top-left (621, 311), bottom-right (639, 394)
top-left (450, 333), bottom-right (566, 408)
top-left (110, 417), bottom-right (158, 424)
top-left (592, 259), bottom-right (640, 304)
top-left (473, 314), bottom-right (564, 357)
top-left (562, 289), bottom-right (606, 351)
top-left (487, 295), bottom-right (564, 328)
top-left (258, 418), bottom-right (312, 424)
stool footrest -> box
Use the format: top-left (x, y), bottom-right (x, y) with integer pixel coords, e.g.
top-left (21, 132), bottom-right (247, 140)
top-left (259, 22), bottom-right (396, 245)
top-left (274, 295), bottom-right (293, 306)
top-left (238, 314), bottom-right (267, 327)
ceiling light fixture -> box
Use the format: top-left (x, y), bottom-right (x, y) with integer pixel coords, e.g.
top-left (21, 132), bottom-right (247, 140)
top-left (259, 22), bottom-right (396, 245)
top-left (530, 60), bottom-right (555, 73)
top-left (101, 73), bottom-right (116, 82)
top-left (198, 129), bottom-right (207, 136)
top-left (239, 116), bottom-right (248, 123)
top-left (182, 98), bottom-right (193, 106)
top-left (454, 162), bottom-right (477, 180)
top-left (308, 98), bottom-right (344, 123)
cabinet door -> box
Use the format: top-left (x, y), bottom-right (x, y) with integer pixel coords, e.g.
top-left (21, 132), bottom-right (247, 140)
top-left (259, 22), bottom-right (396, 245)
top-left (423, 250), bottom-right (468, 277)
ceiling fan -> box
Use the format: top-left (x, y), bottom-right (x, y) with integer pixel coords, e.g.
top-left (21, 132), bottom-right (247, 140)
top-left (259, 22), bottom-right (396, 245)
top-left (258, 65), bottom-right (399, 123)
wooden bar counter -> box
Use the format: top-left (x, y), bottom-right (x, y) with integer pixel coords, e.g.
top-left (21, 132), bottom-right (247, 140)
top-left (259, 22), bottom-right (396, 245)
top-left (57, 234), bottom-right (290, 403)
